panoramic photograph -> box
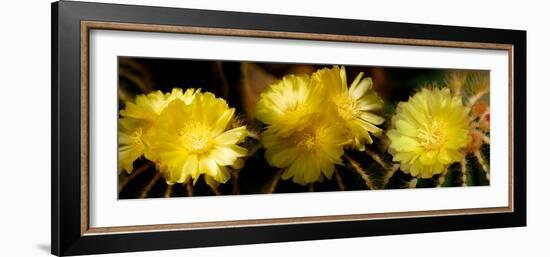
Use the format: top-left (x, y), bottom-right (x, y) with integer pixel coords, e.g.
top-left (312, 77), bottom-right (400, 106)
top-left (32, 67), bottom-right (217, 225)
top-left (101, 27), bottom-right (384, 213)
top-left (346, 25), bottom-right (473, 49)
top-left (117, 57), bottom-right (490, 199)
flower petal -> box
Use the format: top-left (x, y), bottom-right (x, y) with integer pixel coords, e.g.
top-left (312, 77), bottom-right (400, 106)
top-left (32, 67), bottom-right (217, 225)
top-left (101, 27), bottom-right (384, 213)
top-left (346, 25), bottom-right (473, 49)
top-left (214, 126), bottom-right (248, 145)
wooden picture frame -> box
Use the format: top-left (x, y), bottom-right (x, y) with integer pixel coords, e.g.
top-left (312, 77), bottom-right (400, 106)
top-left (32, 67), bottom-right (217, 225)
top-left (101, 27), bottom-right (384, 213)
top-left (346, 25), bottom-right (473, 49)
top-left (52, 1), bottom-right (526, 256)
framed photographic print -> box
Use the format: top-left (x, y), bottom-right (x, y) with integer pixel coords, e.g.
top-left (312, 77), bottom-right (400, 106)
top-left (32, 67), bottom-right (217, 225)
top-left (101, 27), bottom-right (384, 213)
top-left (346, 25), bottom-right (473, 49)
top-left (51, 1), bottom-right (526, 256)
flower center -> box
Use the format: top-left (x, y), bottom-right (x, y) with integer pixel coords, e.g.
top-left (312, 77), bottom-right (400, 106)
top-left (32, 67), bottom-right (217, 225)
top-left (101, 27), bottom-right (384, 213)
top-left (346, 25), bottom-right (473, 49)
top-left (130, 127), bottom-right (145, 148)
top-left (293, 128), bottom-right (321, 153)
top-left (417, 121), bottom-right (444, 150)
top-left (178, 122), bottom-right (212, 154)
top-left (334, 96), bottom-right (359, 121)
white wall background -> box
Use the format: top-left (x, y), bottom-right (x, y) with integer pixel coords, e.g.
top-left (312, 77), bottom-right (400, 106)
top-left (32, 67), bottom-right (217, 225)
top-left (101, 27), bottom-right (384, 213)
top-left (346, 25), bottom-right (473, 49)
top-left (0, 0), bottom-right (545, 256)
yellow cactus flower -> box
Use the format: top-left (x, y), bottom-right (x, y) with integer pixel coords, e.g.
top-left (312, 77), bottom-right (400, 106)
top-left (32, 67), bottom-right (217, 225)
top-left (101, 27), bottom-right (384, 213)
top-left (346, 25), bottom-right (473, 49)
top-left (117, 88), bottom-right (200, 173)
top-left (150, 92), bottom-right (248, 187)
top-left (255, 74), bottom-right (324, 137)
top-left (263, 116), bottom-right (349, 185)
top-left (387, 88), bottom-right (470, 178)
top-left (312, 66), bottom-right (384, 150)
top-left (256, 73), bottom-right (350, 185)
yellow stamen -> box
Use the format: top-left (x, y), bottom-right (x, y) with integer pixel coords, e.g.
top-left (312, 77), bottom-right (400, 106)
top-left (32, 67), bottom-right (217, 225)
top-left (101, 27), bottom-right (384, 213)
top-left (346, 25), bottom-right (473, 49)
top-left (334, 96), bottom-right (359, 121)
top-left (296, 133), bottom-right (319, 152)
top-left (131, 127), bottom-right (145, 148)
top-left (178, 122), bottom-right (212, 154)
top-left (417, 121), bottom-right (444, 150)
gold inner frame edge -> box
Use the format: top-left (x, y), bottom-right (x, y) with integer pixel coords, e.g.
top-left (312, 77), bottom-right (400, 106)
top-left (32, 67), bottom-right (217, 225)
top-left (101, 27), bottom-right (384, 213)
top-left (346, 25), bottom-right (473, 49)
top-left (80, 20), bottom-right (515, 236)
